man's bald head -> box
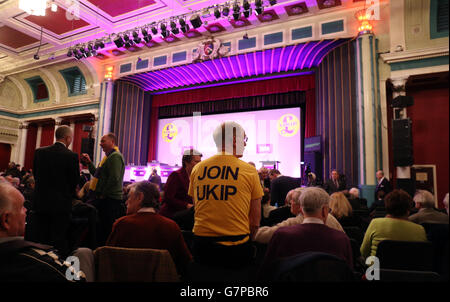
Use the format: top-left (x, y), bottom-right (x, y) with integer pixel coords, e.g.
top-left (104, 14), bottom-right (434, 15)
top-left (55, 125), bottom-right (73, 147)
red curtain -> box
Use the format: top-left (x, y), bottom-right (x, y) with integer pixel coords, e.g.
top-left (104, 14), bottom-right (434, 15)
top-left (24, 124), bottom-right (38, 170)
top-left (0, 143), bottom-right (11, 171)
top-left (40, 123), bottom-right (55, 147)
top-left (147, 75), bottom-right (315, 161)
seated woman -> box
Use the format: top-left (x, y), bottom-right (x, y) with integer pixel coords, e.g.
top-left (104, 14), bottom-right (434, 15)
top-left (360, 189), bottom-right (427, 259)
top-left (329, 192), bottom-right (362, 228)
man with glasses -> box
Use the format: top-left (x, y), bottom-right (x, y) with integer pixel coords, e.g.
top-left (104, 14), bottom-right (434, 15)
top-left (188, 122), bottom-right (263, 268)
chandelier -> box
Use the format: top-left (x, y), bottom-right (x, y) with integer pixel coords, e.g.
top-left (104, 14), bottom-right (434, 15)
top-left (19, 0), bottom-right (58, 17)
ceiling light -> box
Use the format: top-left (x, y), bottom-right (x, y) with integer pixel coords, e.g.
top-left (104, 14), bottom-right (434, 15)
top-left (243, 8), bottom-right (251, 18)
top-left (67, 49), bottom-right (73, 57)
top-left (255, 0), bottom-right (263, 15)
top-left (170, 21), bottom-right (179, 35)
top-left (19, 0), bottom-right (47, 16)
top-left (214, 6), bottom-right (221, 19)
top-left (113, 35), bottom-right (124, 48)
top-left (243, 0), bottom-right (250, 11)
top-left (132, 31), bottom-right (142, 44)
top-left (151, 26), bottom-right (158, 35)
top-left (269, 0), bottom-right (277, 6)
top-left (190, 14), bottom-right (202, 28)
top-left (233, 2), bottom-right (241, 21)
top-left (222, 6), bottom-right (230, 16)
top-left (94, 39), bottom-right (105, 49)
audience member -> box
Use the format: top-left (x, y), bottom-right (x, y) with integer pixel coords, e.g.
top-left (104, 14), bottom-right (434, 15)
top-left (369, 190), bottom-right (386, 216)
top-left (409, 190), bottom-right (449, 224)
top-left (360, 189), bottom-right (427, 259)
top-left (348, 187), bottom-right (368, 210)
top-left (0, 181), bottom-right (90, 282)
top-left (159, 149), bottom-right (202, 219)
top-left (22, 176), bottom-right (35, 210)
top-left (28, 125), bottom-right (80, 257)
top-left (268, 169), bottom-right (301, 207)
top-left (261, 192), bottom-right (276, 220)
top-left (258, 187), bottom-right (353, 279)
top-left (329, 192), bottom-right (361, 227)
top-left (323, 169), bottom-right (346, 194)
top-left (107, 181), bottom-right (192, 276)
top-left (306, 172), bottom-right (319, 187)
top-left (148, 168), bottom-right (162, 191)
top-left (258, 167), bottom-right (271, 193)
top-left (4, 162), bottom-right (21, 179)
top-left (81, 132), bottom-right (126, 246)
top-left (263, 189), bottom-right (297, 226)
top-left (255, 187), bottom-right (344, 244)
top-left (188, 121), bottom-right (263, 268)
top-left (374, 170), bottom-right (392, 201)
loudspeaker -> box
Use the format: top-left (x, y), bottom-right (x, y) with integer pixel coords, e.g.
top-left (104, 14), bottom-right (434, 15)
top-left (81, 138), bottom-right (95, 160)
top-left (392, 118), bottom-right (413, 166)
top-left (391, 95), bottom-right (414, 108)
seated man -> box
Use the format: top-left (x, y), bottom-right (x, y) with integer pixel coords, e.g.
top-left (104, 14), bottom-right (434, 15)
top-left (107, 181), bottom-right (192, 277)
top-left (255, 187), bottom-right (344, 244)
top-left (0, 181), bottom-right (89, 282)
top-left (258, 187), bottom-right (353, 279)
top-left (409, 190), bottom-right (449, 224)
top-left (348, 187), bottom-right (368, 210)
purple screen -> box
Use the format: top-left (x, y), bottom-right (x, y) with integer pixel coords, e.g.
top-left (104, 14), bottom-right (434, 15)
top-left (156, 107), bottom-right (302, 177)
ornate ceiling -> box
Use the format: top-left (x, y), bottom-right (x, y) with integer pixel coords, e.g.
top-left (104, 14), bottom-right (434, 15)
top-left (0, 0), bottom-right (364, 74)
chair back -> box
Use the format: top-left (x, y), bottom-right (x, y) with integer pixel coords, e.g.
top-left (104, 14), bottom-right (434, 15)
top-left (420, 223), bottom-right (449, 278)
top-left (343, 226), bottom-right (364, 244)
top-left (272, 252), bottom-right (354, 281)
top-left (379, 269), bottom-right (441, 282)
top-left (94, 246), bottom-right (179, 282)
top-left (375, 240), bottom-right (434, 271)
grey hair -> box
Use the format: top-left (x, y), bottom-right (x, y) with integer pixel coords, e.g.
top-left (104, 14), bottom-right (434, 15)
top-left (0, 181), bottom-right (14, 215)
top-left (288, 187), bottom-right (304, 205)
top-left (55, 125), bottom-right (72, 140)
top-left (299, 187), bottom-right (330, 214)
top-left (349, 187), bottom-right (360, 198)
top-left (212, 121), bottom-right (246, 155)
top-left (131, 181), bottom-right (160, 210)
top-left (413, 190), bottom-right (435, 208)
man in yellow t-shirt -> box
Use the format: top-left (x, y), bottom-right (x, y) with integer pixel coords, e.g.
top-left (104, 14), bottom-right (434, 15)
top-left (188, 121), bottom-right (263, 268)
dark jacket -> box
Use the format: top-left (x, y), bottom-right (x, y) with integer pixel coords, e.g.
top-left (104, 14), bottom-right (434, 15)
top-left (33, 142), bottom-right (80, 214)
top-left (159, 167), bottom-right (192, 219)
top-left (270, 176), bottom-right (302, 206)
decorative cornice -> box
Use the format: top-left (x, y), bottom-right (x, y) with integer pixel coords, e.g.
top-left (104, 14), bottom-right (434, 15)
top-left (0, 99), bottom-right (99, 116)
top-left (381, 46), bottom-right (449, 64)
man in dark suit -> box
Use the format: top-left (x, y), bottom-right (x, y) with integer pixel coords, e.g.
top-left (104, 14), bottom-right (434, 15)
top-left (375, 170), bottom-right (392, 201)
top-left (269, 169), bottom-right (302, 207)
top-left (323, 169), bottom-right (346, 194)
top-left (28, 125), bottom-right (79, 257)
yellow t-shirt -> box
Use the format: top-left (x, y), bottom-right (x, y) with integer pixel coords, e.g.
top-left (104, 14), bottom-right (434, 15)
top-left (188, 153), bottom-right (264, 245)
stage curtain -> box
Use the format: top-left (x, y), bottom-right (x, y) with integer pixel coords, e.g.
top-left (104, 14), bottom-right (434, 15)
top-left (0, 143), bottom-right (11, 171)
top-left (24, 124), bottom-right (38, 170)
top-left (147, 75), bottom-right (315, 162)
top-left (73, 119), bottom-right (94, 156)
top-left (39, 123), bottom-right (55, 147)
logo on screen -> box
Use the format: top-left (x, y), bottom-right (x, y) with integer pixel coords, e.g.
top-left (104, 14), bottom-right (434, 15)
top-left (162, 123), bottom-right (178, 142)
top-left (277, 114), bottom-right (299, 137)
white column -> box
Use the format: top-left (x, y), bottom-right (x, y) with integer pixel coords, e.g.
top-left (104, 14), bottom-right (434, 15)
top-left (18, 122), bottom-right (29, 166)
top-left (95, 80), bottom-right (114, 165)
top-left (68, 120), bottom-right (75, 150)
top-left (35, 124), bottom-right (42, 149)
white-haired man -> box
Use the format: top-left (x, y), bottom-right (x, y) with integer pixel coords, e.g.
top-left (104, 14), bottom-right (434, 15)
top-left (0, 181), bottom-right (91, 282)
top-left (258, 187), bottom-right (353, 279)
top-left (409, 190), bottom-right (449, 224)
top-left (188, 122), bottom-right (263, 268)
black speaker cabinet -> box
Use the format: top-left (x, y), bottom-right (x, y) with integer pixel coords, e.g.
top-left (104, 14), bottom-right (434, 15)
top-left (391, 95), bottom-right (414, 108)
top-left (304, 151), bottom-right (323, 181)
top-left (392, 118), bottom-right (413, 167)
top-left (81, 138), bottom-right (95, 160)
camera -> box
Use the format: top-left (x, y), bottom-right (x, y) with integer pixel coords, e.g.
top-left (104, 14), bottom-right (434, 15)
top-left (33, 54), bottom-right (40, 60)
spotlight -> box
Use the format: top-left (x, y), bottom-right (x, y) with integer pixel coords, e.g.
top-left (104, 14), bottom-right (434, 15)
top-left (243, 8), bottom-right (251, 18)
top-left (123, 33), bottom-right (134, 47)
top-left (87, 43), bottom-right (94, 51)
top-left (151, 26), bottom-right (158, 35)
top-left (141, 28), bottom-right (149, 37)
top-left (222, 6), bottom-right (230, 16)
top-left (160, 23), bottom-right (169, 38)
top-left (233, 2), bottom-right (241, 21)
top-left (170, 20), bottom-right (179, 35)
top-left (255, 0), bottom-right (263, 15)
top-left (113, 34), bottom-right (124, 48)
top-left (269, 0), bottom-right (277, 5)
top-left (190, 14), bottom-right (202, 28)
top-left (214, 6), bottom-right (221, 19)
top-left (243, 33), bottom-right (249, 39)
top-left (94, 40), bottom-right (105, 49)
top-left (243, 0), bottom-right (250, 11)
top-left (132, 31), bottom-right (142, 44)
top-left (67, 49), bottom-right (73, 57)
top-left (33, 54), bottom-right (40, 60)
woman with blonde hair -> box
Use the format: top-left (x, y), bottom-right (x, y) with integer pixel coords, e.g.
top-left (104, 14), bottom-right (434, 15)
top-left (329, 192), bottom-right (361, 227)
